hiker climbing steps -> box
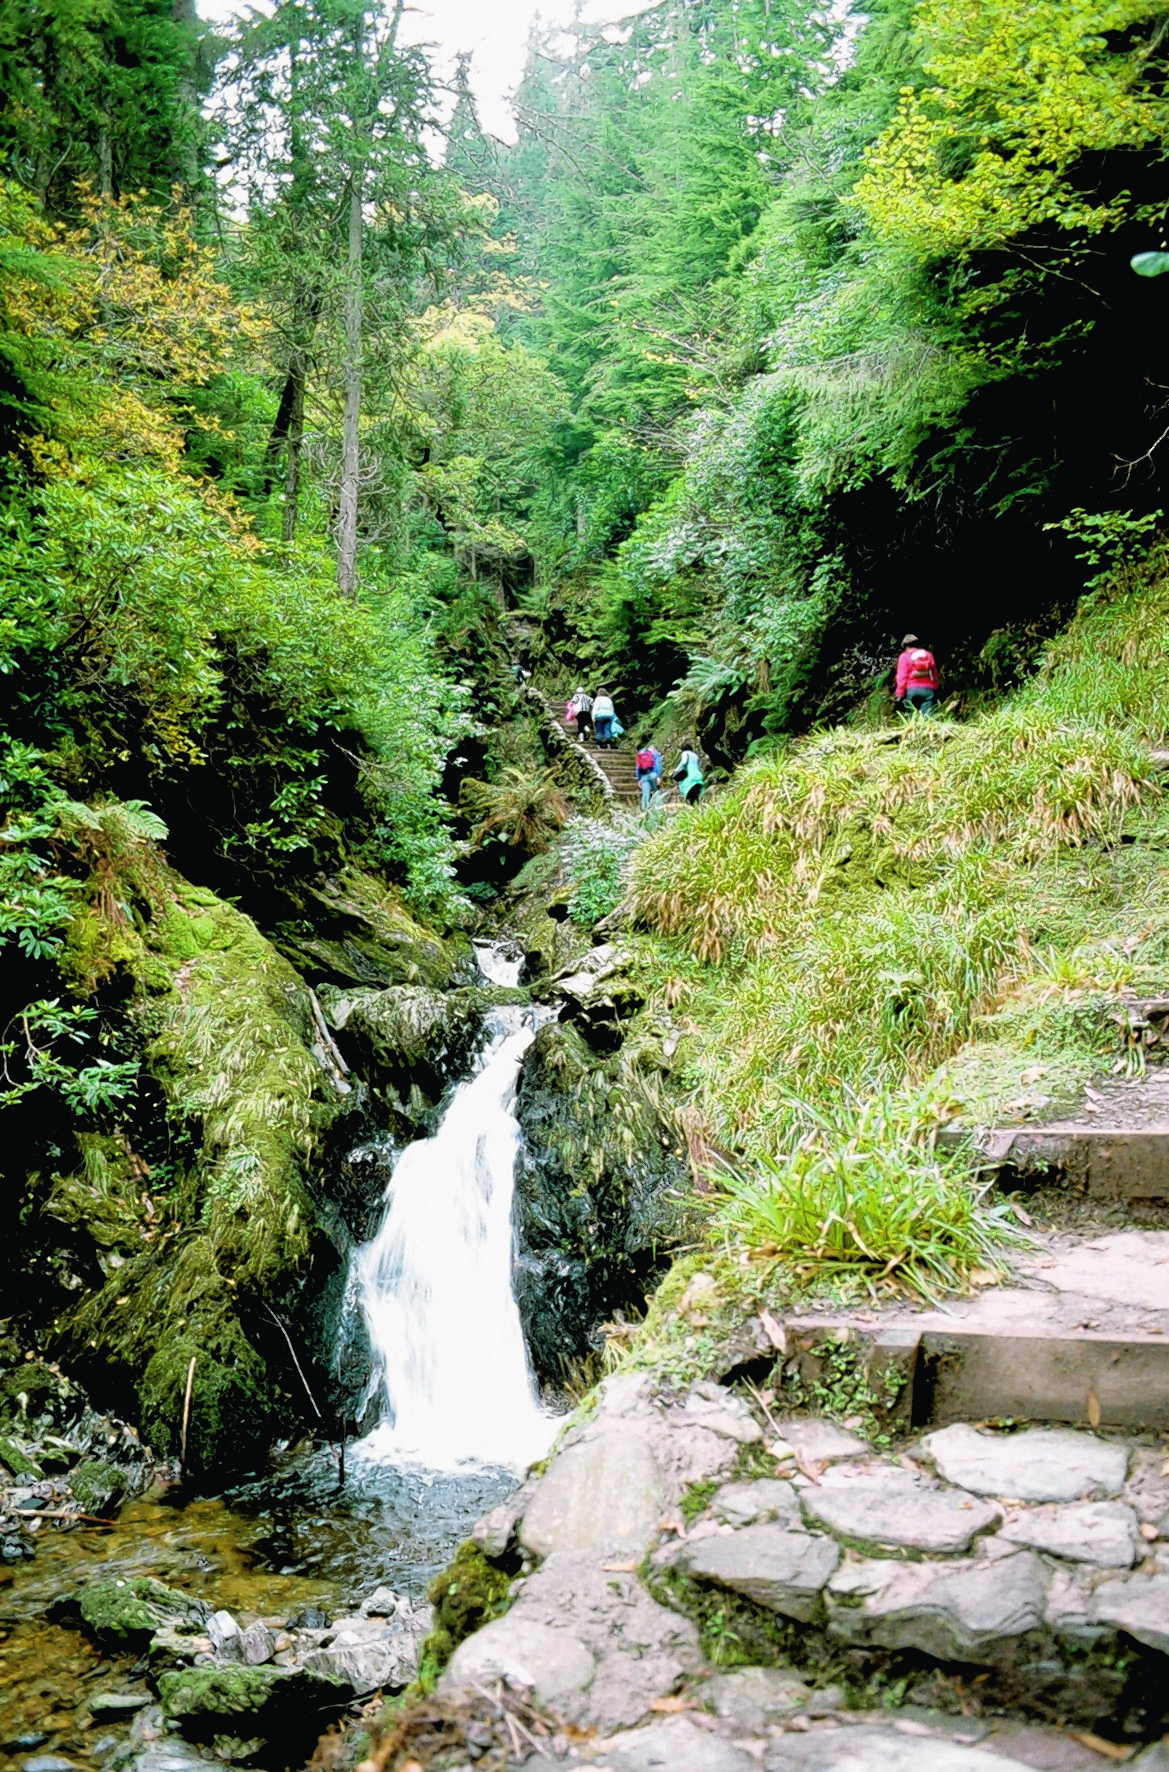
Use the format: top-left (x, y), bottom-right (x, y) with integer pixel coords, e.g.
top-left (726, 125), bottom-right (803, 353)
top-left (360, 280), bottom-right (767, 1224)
top-left (556, 702), bottom-right (641, 807)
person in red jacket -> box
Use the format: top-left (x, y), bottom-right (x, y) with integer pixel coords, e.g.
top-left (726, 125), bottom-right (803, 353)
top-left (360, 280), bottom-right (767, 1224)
top-left (894, 634), bottom-right (939, 715)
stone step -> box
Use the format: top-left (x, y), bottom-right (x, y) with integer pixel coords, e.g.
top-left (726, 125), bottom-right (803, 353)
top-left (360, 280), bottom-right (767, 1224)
top-left (446, 1371), bottom-right (1169, 1752)
top-left (750, 1229), bottom-right (1169, 1433)
top-left (557, 718), bottom-right (644, 805)
top-left (944, 1024), bottom-right (1169, 1200)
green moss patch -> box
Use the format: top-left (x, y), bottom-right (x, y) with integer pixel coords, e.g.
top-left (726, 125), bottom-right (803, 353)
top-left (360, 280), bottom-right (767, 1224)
top-left (157, 1663), bottom-right (349, 1729)
top-left (56, 1235), bottom-right (281, 1474)
top-left (68, 1459), bottom-right (128, 1515)
top-left (0, 1434), bottom-right (43, 1479)
top-left (419, 1541), bottom-right (514, 1684)
top-left (277, 866), bottom-right (469, 989)
top-left (79, 1576), bottom-right (208, 1646)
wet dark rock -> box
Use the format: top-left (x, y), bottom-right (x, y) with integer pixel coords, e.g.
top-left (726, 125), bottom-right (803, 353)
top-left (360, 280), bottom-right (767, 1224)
top-left (318, 984), bottom-right (485, 1127)
top-left (533, 944), bottom-right (643, 1054)
top-left (514, 1021), bottom-right (685, 1383)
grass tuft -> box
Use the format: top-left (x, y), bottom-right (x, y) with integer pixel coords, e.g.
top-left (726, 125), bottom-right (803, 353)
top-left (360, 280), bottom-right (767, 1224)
top-left (709, 1090), bottom-right (1025, 1300)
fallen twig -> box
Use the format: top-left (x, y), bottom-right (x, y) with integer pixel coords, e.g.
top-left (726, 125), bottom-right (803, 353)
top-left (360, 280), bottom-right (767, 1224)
top-left (9, 1508), bottom-right (116, 1523)
top-left (180, 1355), bottom-right (196, 1477)
top-left (309, 990), bottom-right (351, 1087)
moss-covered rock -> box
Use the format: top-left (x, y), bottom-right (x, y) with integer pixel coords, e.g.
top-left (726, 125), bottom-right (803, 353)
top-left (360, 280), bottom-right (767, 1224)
top-left (46, 854), bottom-right (355, 1473)
top-left (275, 867), bottom-right (471, 990)
top-left (0, 1358), bottom-right (81, 1432)
top-left (68, 1459), bottom-right (128, 1515)
top-left (422, 1540), bottom-right (514, 1678)
top-left (157, 1663), bottom-right (349, 1731)
top-left (0, 1434), bottom-right (43, 1479)
top-left (56, 1235), bottom-right (281, 1475)
top-left (500, 851), bottom-right (592, 981)
top-left (143, 879), bottom-right (333, 1288)
top-left (79, 1575), bottom-right (209, 1645)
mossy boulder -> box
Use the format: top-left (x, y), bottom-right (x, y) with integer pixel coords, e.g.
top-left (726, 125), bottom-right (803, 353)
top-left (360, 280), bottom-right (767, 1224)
top-left (0, 1359), bottom-right (78, 1429)
top-left (157, 1663), bottom-right (349, 1736)
top-left (144, 881), bottom-right (334, 1289)
top-left (56, 1235), bottom-right (281, 1477)
top-left (79, 1575), bottom-right (209, 1645)
top-left (68, 1459), bottom-right (128, 1515)
top-left (49, 857), bottom-right (351, 1474)
top-left (423, 1540), bottom-right (514, 1677)
top-left (275, 866), bottom-right (471, 990)
top-left (501, 851), bottom-right (592, 980)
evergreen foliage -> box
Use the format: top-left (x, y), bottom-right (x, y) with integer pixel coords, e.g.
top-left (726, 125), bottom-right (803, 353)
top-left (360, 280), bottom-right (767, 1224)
top-left (482, 0), bottom-right (1169, 752)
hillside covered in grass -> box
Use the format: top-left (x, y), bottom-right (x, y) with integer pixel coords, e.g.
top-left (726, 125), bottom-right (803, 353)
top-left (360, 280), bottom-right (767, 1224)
top-left (583, 552), bottom-right (1169, 1300)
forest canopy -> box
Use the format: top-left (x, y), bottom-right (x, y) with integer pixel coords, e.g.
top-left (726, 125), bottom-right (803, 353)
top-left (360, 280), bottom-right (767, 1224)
top-left (2, 0), bottom-right (1169, 1119)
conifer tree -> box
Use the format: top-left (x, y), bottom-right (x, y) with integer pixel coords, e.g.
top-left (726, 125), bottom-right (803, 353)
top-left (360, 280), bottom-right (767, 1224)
top-left (0, 0), bottom-right (207, 214)
top-left (223, 0), bottom-right (462, 583)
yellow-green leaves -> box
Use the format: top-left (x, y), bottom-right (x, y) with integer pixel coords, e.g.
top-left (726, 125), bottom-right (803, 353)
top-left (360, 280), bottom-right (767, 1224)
top-left (854, 0), bottom-right (1167, 256)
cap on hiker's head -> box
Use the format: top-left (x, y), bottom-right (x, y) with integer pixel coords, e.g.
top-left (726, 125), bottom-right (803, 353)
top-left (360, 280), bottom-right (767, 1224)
top-left (901, 633), bottom-right (918, 646)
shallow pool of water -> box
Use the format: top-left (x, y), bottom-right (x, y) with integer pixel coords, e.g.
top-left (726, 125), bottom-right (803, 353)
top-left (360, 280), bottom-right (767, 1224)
top-left (0, 1444), bottom-right (517, 1772)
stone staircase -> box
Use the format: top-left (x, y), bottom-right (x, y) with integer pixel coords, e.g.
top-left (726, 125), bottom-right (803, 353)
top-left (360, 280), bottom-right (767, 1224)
top-left (555, 713), bottom-right (643, 809)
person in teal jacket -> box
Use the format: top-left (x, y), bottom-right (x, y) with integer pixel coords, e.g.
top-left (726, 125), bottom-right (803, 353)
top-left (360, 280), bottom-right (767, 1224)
top-left (673, 744), bottom-right (705, 804)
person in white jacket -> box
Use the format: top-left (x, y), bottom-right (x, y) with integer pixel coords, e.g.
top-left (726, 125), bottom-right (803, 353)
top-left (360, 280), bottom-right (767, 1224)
top-left (592, 689), bottom-right (616, 747)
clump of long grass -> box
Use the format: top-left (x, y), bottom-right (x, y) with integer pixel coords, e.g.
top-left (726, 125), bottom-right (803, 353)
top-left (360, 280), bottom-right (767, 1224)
top-left (628, 708), bottom-right (1150, 964)
top-left (710, 1090), bottom-right (1024, 1299)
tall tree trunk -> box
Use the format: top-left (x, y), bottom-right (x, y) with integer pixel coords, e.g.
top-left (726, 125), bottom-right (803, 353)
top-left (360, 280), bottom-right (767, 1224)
top-left (169, 0), bottom-right (200, 193)
top-left (282, 344), bottom-right (306, 546)
top-left (336, 175), bottom-right (362, 598)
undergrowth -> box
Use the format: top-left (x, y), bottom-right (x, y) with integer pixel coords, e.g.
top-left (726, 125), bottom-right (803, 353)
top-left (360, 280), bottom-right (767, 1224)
top-left (621, 549), bottom-right (1169, 1295)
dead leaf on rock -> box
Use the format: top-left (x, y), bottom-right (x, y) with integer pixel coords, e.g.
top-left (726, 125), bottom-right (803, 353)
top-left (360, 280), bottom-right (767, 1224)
top-left (1087, 1389), bottom-right (1102, 1429)
top-left (759, 1308), bottom-right (787, 1352)
top-left (648, 1696), bottom-right (696, 1714)
top-left (601, 1559), bottom-right (640, 1572)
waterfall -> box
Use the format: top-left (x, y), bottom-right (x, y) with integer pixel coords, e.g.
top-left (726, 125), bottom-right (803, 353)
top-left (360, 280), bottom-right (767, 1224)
top-left (352, 949), bottom-right (557, 1471)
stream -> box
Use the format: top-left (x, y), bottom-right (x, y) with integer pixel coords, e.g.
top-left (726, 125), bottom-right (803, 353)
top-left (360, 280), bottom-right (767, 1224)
top-left (0, 943), bottom-right (561, 1772)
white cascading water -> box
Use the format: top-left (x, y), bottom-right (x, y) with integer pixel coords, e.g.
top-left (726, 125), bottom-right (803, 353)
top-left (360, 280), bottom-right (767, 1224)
top-left (352, 945), bottom-right (557, 1471)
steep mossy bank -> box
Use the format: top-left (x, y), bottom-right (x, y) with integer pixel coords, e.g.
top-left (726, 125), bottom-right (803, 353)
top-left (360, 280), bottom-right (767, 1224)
top-left (7, 828), bottom-right (473, 1476)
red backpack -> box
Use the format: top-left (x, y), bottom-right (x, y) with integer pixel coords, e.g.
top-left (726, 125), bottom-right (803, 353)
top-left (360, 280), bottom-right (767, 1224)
top-left (636, 748), bottom-right (655, 771)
